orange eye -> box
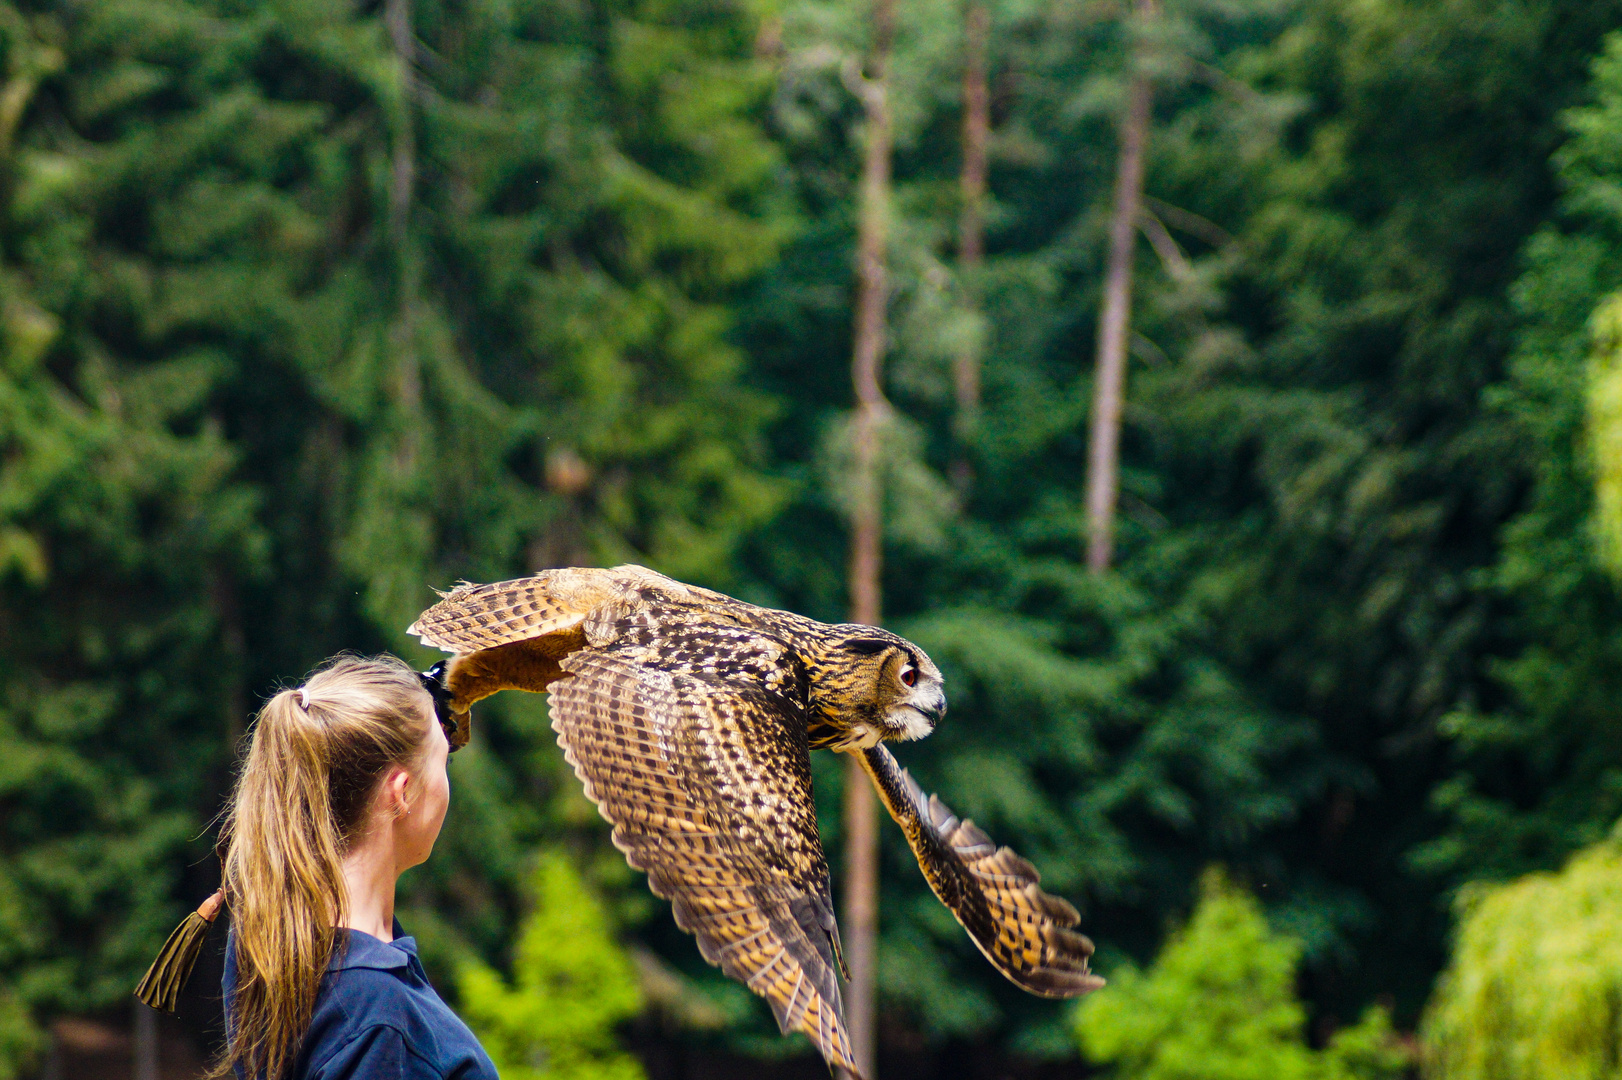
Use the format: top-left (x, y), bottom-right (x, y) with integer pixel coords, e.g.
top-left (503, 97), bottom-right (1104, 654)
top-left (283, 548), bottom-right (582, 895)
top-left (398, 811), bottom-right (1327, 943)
top-left (900, 665), bottom-right (917, 687)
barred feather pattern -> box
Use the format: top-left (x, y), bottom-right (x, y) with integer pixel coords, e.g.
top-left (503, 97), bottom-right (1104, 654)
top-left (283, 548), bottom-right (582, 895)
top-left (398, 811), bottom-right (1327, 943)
top-left (550, 643), bottom-right (857, 1075)
top-left (858, 744), bottom-right (1102, 997)
top-left (407, 566), bottom-right (728, 654)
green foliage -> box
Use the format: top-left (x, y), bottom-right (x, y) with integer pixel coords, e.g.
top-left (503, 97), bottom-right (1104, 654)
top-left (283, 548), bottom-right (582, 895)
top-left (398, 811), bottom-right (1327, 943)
top-left (1423, 831), bottom-right (1622, 1080)
top-left (1588, 292), bottom-right (1622, 574)
top-left (1134, 0), bottom-right (1622, 1012)
top-left (458, 852), bottom-right (645, 1080)
top-left (0, 0), bottom-right (788, 1020)
top-left (0, 867), bottom-right (39, 1080)
top-left (1578, 34), bottom-right (1622, 571)
top-left (745, 0), bottom-right (1622, 1039)
top-left (744, 0), bottom-right (1329, 1045)
top-left (1414, 28), bottom-right (1622, 889)
top-left (0, 987), bottom-right (40, 1080)
top-left (1074, 869), bottom-right (1406, 1080)
top-left (6, 0), bottom-right (1622, 1063)
top-left (0, 0), bottom-right (262, 1013)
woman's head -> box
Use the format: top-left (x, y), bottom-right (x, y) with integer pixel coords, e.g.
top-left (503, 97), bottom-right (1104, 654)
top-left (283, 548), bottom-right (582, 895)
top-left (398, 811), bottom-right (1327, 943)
top-left (217, 654), bottom-right (449, 1079)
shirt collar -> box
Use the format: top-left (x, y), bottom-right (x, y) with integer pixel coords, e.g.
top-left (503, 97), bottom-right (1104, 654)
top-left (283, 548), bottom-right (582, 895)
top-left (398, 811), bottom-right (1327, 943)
top-left (329, 920), bottom-right (418, 972)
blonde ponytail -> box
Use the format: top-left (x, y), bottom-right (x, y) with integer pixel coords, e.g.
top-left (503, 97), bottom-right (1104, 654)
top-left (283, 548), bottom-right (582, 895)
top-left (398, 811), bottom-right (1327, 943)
top-left (213, 655), bottom-right (431, 1080)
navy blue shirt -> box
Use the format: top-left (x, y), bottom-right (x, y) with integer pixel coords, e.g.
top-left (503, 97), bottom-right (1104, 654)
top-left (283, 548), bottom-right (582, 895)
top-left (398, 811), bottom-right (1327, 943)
top-left (223, 921), bottom-right (499, 1080)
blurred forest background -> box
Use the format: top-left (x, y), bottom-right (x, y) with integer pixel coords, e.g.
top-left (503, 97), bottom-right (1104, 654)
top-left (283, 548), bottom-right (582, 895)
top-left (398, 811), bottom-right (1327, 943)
top-left (7, 0), bottom-right (1622, 1076)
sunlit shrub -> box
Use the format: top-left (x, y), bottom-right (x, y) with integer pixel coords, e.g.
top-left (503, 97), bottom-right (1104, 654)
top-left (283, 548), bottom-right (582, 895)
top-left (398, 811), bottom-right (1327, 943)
top-left (1424, 831), bottom-right (1622, 1080)
top-left (1074, 868), bottom-right (1407, 1080)
top-left (459, 852), bottom-right (645, 1080)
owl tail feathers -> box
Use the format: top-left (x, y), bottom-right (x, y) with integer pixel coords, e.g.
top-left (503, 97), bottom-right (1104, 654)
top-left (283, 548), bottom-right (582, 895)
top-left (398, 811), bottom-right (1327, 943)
top-left (135, 889), bottom-right (224, 1013)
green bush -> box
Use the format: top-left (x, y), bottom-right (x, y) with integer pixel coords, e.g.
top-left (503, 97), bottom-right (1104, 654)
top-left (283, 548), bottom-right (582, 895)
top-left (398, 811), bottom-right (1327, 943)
top-left (458, 852), bottom-right (645, 1080)
top-left (0, 861), bottom-right (40, 1080)
top-left (0, 987), bottom-right (40, 1080)
top-left (1074, 869), bottom-right (1407, 1080)
top-left (1424, 830), bottom-right (1622, 1080)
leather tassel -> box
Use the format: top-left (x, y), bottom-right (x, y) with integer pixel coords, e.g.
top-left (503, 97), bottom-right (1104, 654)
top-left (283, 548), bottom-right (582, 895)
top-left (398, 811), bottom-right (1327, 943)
top-left (135, 889), bottom-right (224, 1013)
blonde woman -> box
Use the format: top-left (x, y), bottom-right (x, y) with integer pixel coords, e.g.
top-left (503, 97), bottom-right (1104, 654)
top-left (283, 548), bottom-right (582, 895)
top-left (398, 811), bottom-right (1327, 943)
top-left (214, 654), bottom-right (496, 1080)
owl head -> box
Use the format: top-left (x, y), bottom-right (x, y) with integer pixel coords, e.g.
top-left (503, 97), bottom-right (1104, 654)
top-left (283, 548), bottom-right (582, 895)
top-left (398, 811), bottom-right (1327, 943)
top-left (817, 627), bottom-right (946, 745)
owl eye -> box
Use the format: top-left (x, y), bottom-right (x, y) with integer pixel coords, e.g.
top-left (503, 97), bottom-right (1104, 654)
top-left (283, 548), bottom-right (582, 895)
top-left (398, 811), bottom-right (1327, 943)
top-left (900, 665), bottom-right (918, 688)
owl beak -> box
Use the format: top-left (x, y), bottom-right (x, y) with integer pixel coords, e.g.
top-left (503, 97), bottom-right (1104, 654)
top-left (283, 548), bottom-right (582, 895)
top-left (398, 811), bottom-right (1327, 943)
top-left (890, 685), bottom-right (946, 741)
top-left (921, 686), bottom-right (946, 725)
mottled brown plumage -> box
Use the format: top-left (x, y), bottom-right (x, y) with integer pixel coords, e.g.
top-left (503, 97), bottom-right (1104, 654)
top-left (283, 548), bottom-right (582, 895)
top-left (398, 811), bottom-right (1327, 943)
top-left (409, 566), bottom-right (1101, 1078)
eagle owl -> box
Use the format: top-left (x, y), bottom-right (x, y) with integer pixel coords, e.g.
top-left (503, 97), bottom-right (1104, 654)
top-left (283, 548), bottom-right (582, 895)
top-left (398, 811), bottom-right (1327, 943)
top-left (409, 565), bottom-right (1101, 1077)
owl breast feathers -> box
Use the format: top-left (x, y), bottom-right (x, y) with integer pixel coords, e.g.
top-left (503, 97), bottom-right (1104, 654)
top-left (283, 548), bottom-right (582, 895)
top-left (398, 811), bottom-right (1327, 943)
top-left (409, 565), bottom-right (1101, 1079)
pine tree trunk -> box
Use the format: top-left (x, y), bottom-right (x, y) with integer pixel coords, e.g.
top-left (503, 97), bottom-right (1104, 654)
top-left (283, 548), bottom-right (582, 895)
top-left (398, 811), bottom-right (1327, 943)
top-left (952, 0), bottom-right (989, 492)
top-left (846, 0), bottom-right (895, 1068)
top-left (1085, 0), bottom-right (1155, 573)
top-left (386, 0), bottom-right (416, 252)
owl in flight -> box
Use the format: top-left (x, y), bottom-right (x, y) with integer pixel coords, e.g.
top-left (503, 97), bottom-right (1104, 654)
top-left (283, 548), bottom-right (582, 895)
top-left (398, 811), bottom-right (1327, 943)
top-left (409, 565), bottom-right (1101, 1078)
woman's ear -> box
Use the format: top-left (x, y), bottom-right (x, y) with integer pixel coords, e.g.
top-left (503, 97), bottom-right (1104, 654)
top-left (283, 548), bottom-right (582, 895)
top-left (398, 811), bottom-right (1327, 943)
top-left (383, 765), bottom-right (415, 818)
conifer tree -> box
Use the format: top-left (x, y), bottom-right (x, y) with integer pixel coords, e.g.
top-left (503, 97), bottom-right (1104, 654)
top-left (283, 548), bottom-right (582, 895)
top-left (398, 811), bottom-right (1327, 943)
top-left (743, 0), bottom-right (1317, 1048)
top-left (746, 0), bottom-right (1622, 1048)
top-left (459, 853), bottom-right (646, 1080)
top-left (951, 0), bottom-right (987, 491)
top-left (1415, 26), bottom-right (1622, 886)
top-left (1, 0), bottom-right (792, 1031)
top-left (8, 0), bottom-right (1622, 1069)
top-left (0, 0), bottom-right (266, 1018)
top-left (1128, 0), bottom-right (1622, 1018)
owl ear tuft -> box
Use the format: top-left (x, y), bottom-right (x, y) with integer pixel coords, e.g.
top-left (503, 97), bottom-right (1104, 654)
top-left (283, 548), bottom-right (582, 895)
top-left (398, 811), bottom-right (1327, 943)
top-left (843, 638), bottom-right (893, 656)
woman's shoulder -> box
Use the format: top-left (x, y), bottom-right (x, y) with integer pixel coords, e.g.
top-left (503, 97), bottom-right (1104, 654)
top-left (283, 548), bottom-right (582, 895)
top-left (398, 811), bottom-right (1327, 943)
top-left (315, 932), bottom-right (439, 1035)
top-left (306, 932), bottom-right (495, 1080)
top-left (226, 927), bottom-right (495, 1080)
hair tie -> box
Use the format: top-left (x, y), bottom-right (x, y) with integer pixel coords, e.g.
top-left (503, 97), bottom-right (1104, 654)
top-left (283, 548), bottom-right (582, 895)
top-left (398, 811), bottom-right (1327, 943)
top-left (298, 687), bottom-right (311, 710)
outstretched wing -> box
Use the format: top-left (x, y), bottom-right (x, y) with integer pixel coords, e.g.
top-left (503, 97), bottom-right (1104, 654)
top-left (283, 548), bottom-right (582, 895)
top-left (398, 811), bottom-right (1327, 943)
top-left (408, 569), bottom-right (619, 648)
top-left (406, 569), bottom-right (623, 707)
top-left (550, 642), bottom-right (860, 1078)
top-left (858, 744), bottom-right (1104, 998)
top-left (406, 567), bottom-right (747, 713)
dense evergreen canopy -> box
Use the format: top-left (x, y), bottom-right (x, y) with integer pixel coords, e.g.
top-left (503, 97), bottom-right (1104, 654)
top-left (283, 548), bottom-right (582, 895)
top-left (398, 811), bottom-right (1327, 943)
top-left (4, 0), bottom-right (1622, 1074)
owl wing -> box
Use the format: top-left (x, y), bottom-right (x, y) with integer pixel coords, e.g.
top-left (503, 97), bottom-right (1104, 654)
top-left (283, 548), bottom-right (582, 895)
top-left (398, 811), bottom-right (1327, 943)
top-left (407, 567), bottom-right (747, 713)
top-left (549, 643), bottom-right (860, 1078)
top-left (857, 744), bottom-right (1104, 998)
top-left (407, 568), bottom-right (629, 649)
top-left (405, 570), bottom-right (618, 722)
